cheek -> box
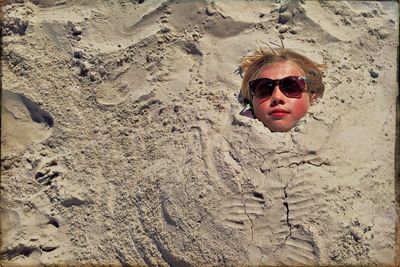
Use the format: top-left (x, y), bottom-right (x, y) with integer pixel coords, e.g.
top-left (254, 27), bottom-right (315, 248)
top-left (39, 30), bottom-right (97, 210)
top-left (252, 98), bottom-right (270, 114)
top-left (289, 98), bottom-right (310, 119)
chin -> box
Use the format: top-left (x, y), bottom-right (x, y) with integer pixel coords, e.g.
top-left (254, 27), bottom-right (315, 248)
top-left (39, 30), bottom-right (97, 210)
top-left (264, 121), bottom-right (297, 132)
top-left (268, 127), bottom-right (292, 132)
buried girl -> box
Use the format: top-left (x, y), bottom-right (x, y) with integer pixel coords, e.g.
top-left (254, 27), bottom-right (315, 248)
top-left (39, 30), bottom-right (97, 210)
top-left (239, 48), bottom-right (325, 132)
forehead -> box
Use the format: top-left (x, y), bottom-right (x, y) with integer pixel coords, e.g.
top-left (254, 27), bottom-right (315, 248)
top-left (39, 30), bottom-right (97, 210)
top-left (256, 61), bottom-right (304, 79)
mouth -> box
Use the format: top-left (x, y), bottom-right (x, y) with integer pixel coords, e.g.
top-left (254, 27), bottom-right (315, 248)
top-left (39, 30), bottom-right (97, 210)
top-left (269, 109), bottom-right (289, 118)
top-left (269, 109), bottom-right (289, 115)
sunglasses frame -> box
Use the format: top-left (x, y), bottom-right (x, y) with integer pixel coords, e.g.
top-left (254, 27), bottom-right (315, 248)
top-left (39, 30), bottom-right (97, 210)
top-left (249, 76), bottom-right (307, 99)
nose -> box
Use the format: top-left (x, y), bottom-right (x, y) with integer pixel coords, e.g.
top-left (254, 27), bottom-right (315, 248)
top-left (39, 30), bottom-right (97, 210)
top-left (270, 85), bottom-right (285, 106)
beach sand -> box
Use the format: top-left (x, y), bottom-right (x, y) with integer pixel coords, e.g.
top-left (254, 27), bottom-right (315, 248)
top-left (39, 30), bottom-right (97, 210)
top-left (1, 0), bottom-right (399, 265)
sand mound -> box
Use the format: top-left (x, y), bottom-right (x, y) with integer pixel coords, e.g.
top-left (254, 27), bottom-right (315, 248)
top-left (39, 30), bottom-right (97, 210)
top-left (1, 0), bottom-right (398, 266)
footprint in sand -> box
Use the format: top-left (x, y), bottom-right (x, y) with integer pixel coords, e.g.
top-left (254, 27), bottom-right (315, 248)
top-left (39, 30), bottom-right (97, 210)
top-left (271, 179), bottom-right (320, 266)
top-left (29, 0), bottom-right (74, 8)
top-left (1, 90), bottom-right (54, 155)
top-left (95, 67), bottom-right (149, 105)
top-left (274, 227), bottom-right (319, 266)
top-left (0, 205), bottom-right (64, 265)
top-left (219, 193), bottom-right (268, 230)
top-left (0, 207), bottom-right (20, 240)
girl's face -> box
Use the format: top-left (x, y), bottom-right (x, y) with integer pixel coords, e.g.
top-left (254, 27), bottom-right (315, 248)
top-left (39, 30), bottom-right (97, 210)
top-left (251, 61), bottom-right (316, 132)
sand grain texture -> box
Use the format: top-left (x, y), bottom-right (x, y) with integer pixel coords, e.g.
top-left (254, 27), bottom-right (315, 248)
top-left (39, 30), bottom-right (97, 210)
top-left (1, 0), bottom-right (398, 266)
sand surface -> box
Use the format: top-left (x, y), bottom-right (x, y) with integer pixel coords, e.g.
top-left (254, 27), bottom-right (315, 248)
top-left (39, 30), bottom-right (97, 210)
top-left (1, 0), bottom-right (399, 266)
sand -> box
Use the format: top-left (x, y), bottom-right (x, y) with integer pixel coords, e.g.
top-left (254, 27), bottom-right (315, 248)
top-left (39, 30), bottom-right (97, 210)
top-left (1, 0), bottom-right (399, 266)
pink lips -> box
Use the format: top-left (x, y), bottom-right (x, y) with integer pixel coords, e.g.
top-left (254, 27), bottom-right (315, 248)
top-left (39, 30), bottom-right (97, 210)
top-left (269, 109), bottom-right (289, 118)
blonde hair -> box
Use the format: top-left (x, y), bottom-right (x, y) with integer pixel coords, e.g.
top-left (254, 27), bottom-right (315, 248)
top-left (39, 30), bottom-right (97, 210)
top-left (239, 48), bottom-right (325, 103)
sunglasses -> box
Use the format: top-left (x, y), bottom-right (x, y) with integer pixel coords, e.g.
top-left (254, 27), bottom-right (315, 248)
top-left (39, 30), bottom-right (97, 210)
top-left (249, 76), bottom-right (307, 99)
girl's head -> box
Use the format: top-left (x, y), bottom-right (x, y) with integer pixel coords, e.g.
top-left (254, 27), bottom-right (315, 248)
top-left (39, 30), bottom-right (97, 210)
top-left (240, 48), bottom-right (325, 132)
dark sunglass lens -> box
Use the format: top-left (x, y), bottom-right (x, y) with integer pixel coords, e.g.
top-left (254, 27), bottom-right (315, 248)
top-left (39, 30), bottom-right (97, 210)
top-left (280, 77), bottom-right (304, 97)
top-left (253, 79), bottom-right (274, 98)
